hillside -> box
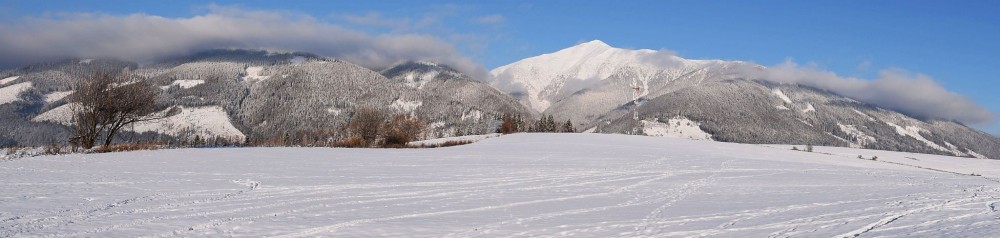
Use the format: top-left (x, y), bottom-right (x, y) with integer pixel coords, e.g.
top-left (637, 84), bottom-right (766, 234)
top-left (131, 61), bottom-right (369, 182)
top-left (1, 133), bottom-right (998, 237)
top-left (490, 40), bottom-right (1000, 159)
top-left (0, 50), bottom-right (530, 146)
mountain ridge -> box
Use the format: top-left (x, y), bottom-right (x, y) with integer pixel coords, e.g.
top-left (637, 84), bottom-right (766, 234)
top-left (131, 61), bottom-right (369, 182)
top-left (489, 41), bottom-right (1000, 159)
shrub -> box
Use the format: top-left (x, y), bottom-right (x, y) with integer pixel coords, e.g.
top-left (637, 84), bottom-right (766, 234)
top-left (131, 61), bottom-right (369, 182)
top-left (335, 136), bottom-right (367, 148)
top-left (382, 114), bottom-right (426, 147)
top-left (94, 143), bottom-right (160, 153)
top-left (347, 106), bottom-right (386, 143)
top-left (410, 140), bottom-right (474, 148)
top-left (44, 143), bottom-right (62, 155)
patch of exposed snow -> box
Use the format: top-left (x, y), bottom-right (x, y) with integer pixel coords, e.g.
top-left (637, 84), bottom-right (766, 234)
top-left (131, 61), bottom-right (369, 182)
top-left (797, 118), bottom-right (814, 127)
top-left (401, 70), bottom-right (438, 89)
top-left (967, 150), bottom-right (989, 160)
top-left (160, 80), bottom-right (205, 90)
top-left (852, 109), bottom-right (876, 121)
top-left (802, 103), bottom-right (816, 113)
top-left (772, 88), bottom-right (792, 104)
top-left (0, 76), bottom-right (19, 85)
top-left (429, 121), bottom-right (446, 129)
top-left (837, 123), bottom-right (876, 148)
top-left (290, 56), bottom-right (306, 65)
top-left (415, 61), bottom-right (438, 66)
top-left (79, 59), bottom-right (94, 64)
top-left (775, 105), bottom-right (790, 110)
top-left (461, 109), bottom-right (483, 121)
top-left (582, 126), bottom-right (597, 133)
top-left (43, 91), bottom-right (73, 103)
top-left (390, 99), bottom-right (422, 113)
top-left (0, 82), bottom-right (32, 105)
top-left (326, 107), bottom-right (342, 116)
top-left (131, 106), bottom-right (245, 141)
top-left (641, 117), bottom-right (712, 140)
top-left (32, 103), bottom-right (77, 125)
top-left (885, 122), bottom-right (960, 156)
top-left (242, 66), bottom-right (269, 81)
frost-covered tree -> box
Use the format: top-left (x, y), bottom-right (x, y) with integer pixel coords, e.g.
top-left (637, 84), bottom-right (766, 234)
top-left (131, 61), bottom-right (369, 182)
top-left (69, 70), bottom-right (165, 149)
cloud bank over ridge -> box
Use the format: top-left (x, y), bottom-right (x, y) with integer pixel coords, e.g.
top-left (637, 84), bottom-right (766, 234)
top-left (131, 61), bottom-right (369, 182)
top-left (0, 6), bottom-right (487, 78)
top-left (745, 61), bottom-right (994, 125)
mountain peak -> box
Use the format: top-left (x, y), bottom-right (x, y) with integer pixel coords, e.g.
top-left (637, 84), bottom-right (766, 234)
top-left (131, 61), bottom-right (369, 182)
top-left (566, 40), bottom-right (612, 52)
top-left (579, 39), bottom-right (610, 47)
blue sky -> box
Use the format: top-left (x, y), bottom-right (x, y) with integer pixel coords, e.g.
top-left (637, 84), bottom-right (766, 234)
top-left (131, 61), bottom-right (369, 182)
top-left (1, 0), bottom-right (998, 134)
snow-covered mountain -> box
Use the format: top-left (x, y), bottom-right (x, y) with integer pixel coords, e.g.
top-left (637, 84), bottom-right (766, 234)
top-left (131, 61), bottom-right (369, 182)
top-left (490, 40), bottom-right (1000, 159)
top-left (381, 61), bottom-right (534, 119)
top-left (0, 50), bottom-right (529, 146)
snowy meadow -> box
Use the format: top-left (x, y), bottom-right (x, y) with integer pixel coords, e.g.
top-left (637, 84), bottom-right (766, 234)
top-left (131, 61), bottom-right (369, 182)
top-left (2, 133), bottom-right (999, 237)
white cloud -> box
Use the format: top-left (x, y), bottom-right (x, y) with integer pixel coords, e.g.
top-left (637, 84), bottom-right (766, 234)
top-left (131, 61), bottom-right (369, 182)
top-left (473, 14), bottom-right (505, 25)
top-left (744, 60), bottom-right (994, 125)
top-left (0, 6), bottom-right (487, 78)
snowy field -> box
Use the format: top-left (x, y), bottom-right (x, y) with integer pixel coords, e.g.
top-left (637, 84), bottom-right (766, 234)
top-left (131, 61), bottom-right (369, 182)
top-left (2, 134), bottom-right (999, 237)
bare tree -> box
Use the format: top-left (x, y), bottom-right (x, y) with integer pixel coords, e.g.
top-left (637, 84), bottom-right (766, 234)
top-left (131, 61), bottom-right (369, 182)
top-left (69, 70), bottom-right (166, 149)
top-left (383, 114), bottom-right (427, 147)
top-left (346, 106), bottom-right (386, 145)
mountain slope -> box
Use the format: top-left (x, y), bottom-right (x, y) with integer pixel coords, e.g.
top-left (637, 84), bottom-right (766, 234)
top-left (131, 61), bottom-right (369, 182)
top-left (490, 40), bottom-right (1000, 159)
top-left (0, 50), bottom-right (516, 146)
top-left (381, 61), bottom-right (534, 119)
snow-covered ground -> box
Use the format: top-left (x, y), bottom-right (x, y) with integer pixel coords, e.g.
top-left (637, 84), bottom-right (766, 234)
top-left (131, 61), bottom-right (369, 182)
top-left (242, 67), bottom-right (269, 81)
top-left (130, 106), bottom-right (246, 142)
top-left (42, 91), bottom-right (73, 103)
top-left (160, 80), bottom-right (205, 90)
top-left (1, 133), bottom-right (999, 237)
top-left (0, 81), bottom-right (32, 105)
top-left (407, 133), bottom-right (501, 147)
top-left (641, 117), bottom-right (713, 140)
top-left (0, 76), bottom-right (20, 85)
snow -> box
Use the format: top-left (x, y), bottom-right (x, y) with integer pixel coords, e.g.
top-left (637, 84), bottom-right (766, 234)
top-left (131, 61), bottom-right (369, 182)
top-left (0, 81), bottom-right (32, 105)
top-left (79, 59), bottom-right (94, 64)
top-left (130, 106), bottom-right (245, 141)
top-left (0, 75), bottom-right (19, 85)
top-left (326, 107), bottom-right (342, 116)
top-left (802, 103), bottom-right (816, 113)
top-left (772, 88), bottom-right (792, 104)
top-left (967, 150), bottom-right (990, 160)
top-left (837, 123), bottom-right (877, 148)
top-left (402, 70), bottom-right (438, 89)
top-left (461, 109), bottom-right (483, 121)
top-left (242, 67), bottom-right (269, 81)
top-left (390, 99), bottom-right (422, 113)
top-left (289, 56), bottom-right (306, 65)
top-left (1, 133), bottom-right (999, 237)
top-left (490, 40), bottom-right (718, 112)
top-left (641, 117), bottom-right (713, 140)
top-left (852, 109), bottom-right (876, 121)
top-left (161, 80), bottom-right (205, 90)
top-left (43, 90), bottom-right (73, 103)
top-left (407, 133), bottom-right (501, 147)
top-left (32, 103), bottom-right (77, 125)
top-left (885, 122), bottom-right (964, 156)
top-left (775, 105), bottom-right (790, 110)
